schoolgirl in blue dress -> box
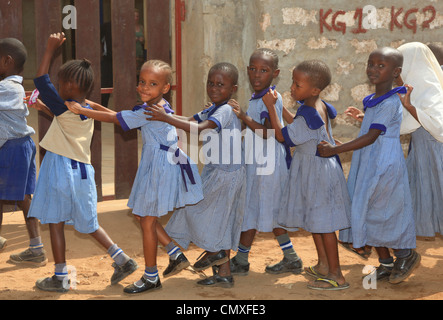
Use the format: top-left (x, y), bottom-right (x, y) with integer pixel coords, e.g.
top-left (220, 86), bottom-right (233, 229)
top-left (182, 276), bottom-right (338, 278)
top-left (28, 33), bottom-right (137, 293)
top-left (318, 47), bottom-right (420, 285)
top-left (265, 60), bottom-right (351, 291)
top-left (147, 62), bottom-right (246, 288)
top-left (66, 59), bottom-right (203, 294)
top-left (228, 49), bottom-right (301, 276)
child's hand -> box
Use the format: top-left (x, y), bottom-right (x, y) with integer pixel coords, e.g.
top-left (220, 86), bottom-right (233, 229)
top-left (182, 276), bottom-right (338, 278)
top-left (65, 100), bottom-right (83, 114)
top-left (345, 106), bottom-right (364, 122)
top-left (397, 84), bottom-right (413, 109)
top-left (46, 32), bottom-right (66, 52)
top-left (317, 140), bottom-right (336, 157)
top-left (26, 98), bottom-right (47, 112)
top-left (228, 99), bottom-right (245, 119)
top-left (262, 88), bottom-right (278, 110)
top-left (145, 104), bottom-right (168, 122)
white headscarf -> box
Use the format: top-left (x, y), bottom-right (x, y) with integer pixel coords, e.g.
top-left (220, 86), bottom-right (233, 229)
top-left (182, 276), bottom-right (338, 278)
top-left (398, 42), bottom-right (443, 142)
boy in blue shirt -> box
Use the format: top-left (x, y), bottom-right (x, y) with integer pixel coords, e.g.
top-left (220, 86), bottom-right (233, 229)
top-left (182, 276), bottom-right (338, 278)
top-left (0, 38), bottom-right (46, 266)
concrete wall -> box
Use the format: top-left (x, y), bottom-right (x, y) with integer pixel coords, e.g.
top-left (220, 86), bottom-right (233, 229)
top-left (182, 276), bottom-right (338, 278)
top-left (181, 0), bottom-right (443, 141)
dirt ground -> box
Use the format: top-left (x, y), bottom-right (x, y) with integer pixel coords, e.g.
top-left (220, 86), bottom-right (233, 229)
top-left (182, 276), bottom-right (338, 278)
top-left (0, 198), bottom-right (442, 302)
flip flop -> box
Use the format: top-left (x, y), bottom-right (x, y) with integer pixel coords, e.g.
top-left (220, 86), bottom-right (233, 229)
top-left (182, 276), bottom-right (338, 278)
top-left (339, 241), bottom-right (372, 260)
top-left (307, 278), bottom-right (350, 291)
top-left (304, 266), bottom-right (327, 278)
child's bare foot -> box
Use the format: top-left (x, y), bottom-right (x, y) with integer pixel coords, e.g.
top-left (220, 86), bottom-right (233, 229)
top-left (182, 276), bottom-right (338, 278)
top-left (304, 265), bottom-right (328, 278)
top-left (307, 276), bottom-right (349, 291)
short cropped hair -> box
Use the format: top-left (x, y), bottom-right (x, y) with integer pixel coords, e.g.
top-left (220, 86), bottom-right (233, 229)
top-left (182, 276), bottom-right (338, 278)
top-left (295, 60), bottom-right (331, 91)
top-left (209, 62), bottom-right (239, 85)
top-left (250, 48), bottom-right (279, 70)
top-left (141, 60), bottom-right (173, 84)
top-left (0, 38), bottom-right (28, 73)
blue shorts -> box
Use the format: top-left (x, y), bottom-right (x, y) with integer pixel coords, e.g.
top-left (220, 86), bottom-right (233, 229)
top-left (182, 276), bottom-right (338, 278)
top-left (0, 136), bottom-right (36, 201)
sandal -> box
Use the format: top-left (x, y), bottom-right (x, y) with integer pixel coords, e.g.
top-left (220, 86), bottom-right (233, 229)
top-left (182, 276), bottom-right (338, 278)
top-left (307, 278), bottom-right (350, 291)
top-left (339, 241), bottom-right (372, 260)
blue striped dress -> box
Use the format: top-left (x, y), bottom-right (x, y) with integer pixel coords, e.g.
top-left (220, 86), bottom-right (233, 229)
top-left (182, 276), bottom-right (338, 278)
top-left (339, 91), bottom-right (416, 249)
top-left (241, 89), bottom-right (292, 232)
top-left (278, 101), bottom-right (351, 234)
top-left (116, 102), bottom-right (203, 217)
top-left (165, 103), bottom-right (246, 252)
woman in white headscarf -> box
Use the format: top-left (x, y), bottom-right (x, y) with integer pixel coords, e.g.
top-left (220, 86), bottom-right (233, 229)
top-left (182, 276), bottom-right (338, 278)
top-left (397, 42), bottom-right (443, 238)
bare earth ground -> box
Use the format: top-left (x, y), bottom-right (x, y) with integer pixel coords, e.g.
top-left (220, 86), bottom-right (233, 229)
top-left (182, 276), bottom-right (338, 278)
top-left (1, 110), bottom-right (440, 306)
top-left (0, 198), bottom-right (442, 302)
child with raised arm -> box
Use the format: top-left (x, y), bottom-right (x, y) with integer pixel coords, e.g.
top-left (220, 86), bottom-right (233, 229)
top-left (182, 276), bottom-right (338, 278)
top-left (228, 49), bottom-right (302, 276)
top-left (0, 38), bottom-right (46, 265)
top-left (147, 62), bottom-right (245, 288)
top-left (28, 33), bottom-right (137, 293)
top-left (317, 47), bottom-right (420, 284)
top-left (263, 60), bottom-right (351, 290)
top-left (66, 59), bottom-right (203, 294)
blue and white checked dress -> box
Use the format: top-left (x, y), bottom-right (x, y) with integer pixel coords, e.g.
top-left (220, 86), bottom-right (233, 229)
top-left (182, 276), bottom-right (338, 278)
top-left (339, 91), bottom-right (416, 249)
top-left (278, 102), bottom-right (351, 234)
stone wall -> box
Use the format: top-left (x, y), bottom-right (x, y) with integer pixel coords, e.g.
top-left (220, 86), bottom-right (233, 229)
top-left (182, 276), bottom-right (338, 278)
top-left (181, 0), bottom-right (443, 143)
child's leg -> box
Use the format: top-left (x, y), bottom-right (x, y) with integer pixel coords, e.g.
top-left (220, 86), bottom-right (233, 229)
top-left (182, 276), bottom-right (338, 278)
top-left (320, 232), bottom-right (344, 281)
top-left (89, 226), bottom-right (132, 266)
top-left (35, 223), bottom-right (70, 293)
top-left (217, 250), bottom-right (232, 277)
top-left (49, 222), bottom-right (66, 264)
top-left (375, 247), bottom-right (394, 268)
top-left (232, 229), bottom-right (255, 266)
top-left (8, 196), bottom-right (47, 265)
top-left (89, 225), bottom-right (136, 285)
top-left (265, 230), bottom-right (302, 274)
top-left (18, 195), bottom-right (45, 254)
top-left (123, 216), bottom-right (162, 293)
top-left (17, 195), bottom-right (39, 238)
top-left (139, 216), bottom-right (158, 268)
top-left (310, 233), bottom-right (329, 276)
top-left (197, 250), bottom-right (234, 288)
top-left (308, 232), bottom-right (348, 290)
top-left (156, 221), bottom-right (183, 259)
top-left (369, 246), bottom-right (394, 282)
top-left (157, 221), bottom-right (190, 277)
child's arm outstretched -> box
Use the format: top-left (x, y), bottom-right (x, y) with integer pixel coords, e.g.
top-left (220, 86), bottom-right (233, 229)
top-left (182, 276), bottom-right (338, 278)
top-left (65, 101), bottom-right (120, 125)
top-left (146, 104), bottom-right (217, 133)
top-left (317, 128), bottom-right (382, 157)
top-left (262, 89), bottom-right (285, 143)
top-left (228, 99), bottom-right (271, 138)
top-left (28, 98), bottom-right (54, 118)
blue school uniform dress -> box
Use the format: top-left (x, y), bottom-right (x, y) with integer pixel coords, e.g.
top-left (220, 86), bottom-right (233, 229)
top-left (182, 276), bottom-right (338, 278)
top-left (339, 88), bottom-right (416, 249)
top-left (0, 75), bottom-right (36, 201)
top-left (278, 101), bottom-right (351, 234)
top-left (407, 127), bottom-right (443, 237)
top-left (116, 101), bottom-right (203, 217)
top-left (165, 102), bottom-right (246, 252)
top-left (241, 87), bottom-right (292, 232)
top-left (28, 74), bottom-right (99, 234)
